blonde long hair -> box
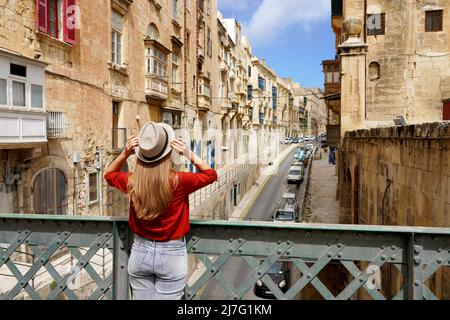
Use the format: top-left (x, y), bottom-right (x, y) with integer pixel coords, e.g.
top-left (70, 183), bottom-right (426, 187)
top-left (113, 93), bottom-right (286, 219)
top-left (127, 153), bottom-right (179, 221)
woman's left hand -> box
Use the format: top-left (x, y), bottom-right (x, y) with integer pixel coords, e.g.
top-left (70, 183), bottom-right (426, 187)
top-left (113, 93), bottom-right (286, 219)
top-left (171, 138), bottom-right (190, 158)
top-left (124, 135), bottom-right (139, 158)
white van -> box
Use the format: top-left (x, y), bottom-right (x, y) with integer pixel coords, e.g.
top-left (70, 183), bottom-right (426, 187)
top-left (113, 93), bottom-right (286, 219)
top-left (287, 165), bottom-right (304, 184)
top-left (273, 193), bottom-right (298, 222)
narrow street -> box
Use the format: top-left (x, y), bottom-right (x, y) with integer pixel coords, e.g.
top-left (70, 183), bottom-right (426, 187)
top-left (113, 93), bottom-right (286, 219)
top-left (201, 145), bottom-right (311, 299)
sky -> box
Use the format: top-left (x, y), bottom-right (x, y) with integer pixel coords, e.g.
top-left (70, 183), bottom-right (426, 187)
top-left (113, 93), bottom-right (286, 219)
top-left (218, 0), bottom-right (335, 89)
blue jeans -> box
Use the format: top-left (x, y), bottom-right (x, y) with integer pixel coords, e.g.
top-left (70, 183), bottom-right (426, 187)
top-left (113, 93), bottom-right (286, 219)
top-left (128, 234), bottom-right (188, 300)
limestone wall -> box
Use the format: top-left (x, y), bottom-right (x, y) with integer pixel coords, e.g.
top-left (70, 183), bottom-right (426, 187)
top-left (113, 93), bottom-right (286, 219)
top-left (338, 122), bottom-right (449, 299)
top-left (339, 122), bottom-right (449, 227)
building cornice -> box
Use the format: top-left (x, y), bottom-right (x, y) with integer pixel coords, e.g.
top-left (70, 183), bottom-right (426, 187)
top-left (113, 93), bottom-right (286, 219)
top-left (0, 47), bottom-right (48, 67)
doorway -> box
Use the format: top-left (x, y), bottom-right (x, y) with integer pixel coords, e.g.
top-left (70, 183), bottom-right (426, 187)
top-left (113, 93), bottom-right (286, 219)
top-left (32, 168), bottom-right (68, 215)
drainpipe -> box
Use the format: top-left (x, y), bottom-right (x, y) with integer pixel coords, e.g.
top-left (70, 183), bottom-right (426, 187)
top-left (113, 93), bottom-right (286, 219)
top-left (97, 147), bottom-right (104, 216)
top-left (72, 153), bottom-right (81, 216)
top-left (364, 0), bottom-right (368, 121)
top-left (73, 164), bottom-right (77, 216)
top-left (183, 0), bottom-right (188, 109)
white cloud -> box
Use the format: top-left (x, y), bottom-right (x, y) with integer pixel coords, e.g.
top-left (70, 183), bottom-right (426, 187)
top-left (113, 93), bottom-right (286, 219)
top-left (243, 0), bottom-right (330, 48)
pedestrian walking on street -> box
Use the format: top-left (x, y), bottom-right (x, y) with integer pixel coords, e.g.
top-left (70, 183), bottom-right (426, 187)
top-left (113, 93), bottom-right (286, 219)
top-left (104, 122), bottom-right (217, 300)
top-left (328, 146), bottom-right (336, 165)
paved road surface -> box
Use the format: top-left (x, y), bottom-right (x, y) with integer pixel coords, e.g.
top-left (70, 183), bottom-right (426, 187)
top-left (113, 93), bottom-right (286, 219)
top-left (201, 146), bottom-right (309, 300)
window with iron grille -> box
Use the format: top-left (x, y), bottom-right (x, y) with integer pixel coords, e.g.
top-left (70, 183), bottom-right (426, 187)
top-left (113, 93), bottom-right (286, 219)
top-left (367, 13), bottom-right (385, 36)
top-left (425, 10), bottom-right (443, 32)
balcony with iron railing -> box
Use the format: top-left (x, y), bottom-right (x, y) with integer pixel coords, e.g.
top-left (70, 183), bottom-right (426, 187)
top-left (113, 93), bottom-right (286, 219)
top-left (47, 111), bottom-right (69, 139)
top-left (0, 214), bottom-right (448, 300)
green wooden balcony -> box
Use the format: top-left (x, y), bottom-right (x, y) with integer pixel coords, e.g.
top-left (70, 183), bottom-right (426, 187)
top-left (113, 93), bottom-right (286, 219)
top-left (0, 214), bottom-right (449, 300)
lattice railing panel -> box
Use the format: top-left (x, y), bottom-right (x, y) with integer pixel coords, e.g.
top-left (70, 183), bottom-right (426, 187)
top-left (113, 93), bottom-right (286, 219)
top-left (0, 215), bottom-right (449, 300)
top-left (185, 221), bottom-right (450, 300)
top-left (0, 215), bottom-right (131, 300)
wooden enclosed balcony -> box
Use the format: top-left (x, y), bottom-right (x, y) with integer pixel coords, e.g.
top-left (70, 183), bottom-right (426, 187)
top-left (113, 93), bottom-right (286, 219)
top-left (145, 75), bottom-right (168, 101)
top-left (322, 60), bottom-right (341, 97)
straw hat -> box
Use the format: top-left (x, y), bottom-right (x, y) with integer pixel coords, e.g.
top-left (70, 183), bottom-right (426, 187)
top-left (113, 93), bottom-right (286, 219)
top-left (135, 122), bottom-right (175, 163)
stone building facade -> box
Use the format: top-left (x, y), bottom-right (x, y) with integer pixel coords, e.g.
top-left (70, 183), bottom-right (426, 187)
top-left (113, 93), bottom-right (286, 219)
top-left (324, 0), bottom-right (450, 141)
top-left (305, 88), bottom-right (327, 136)
top-left (249, 57), bottom-right (280, 165)
top-left (277, 77), bottom-right (299, 139)
top-left (192, 0), bottom-right (221, 172)
top-left (0, 0), bottom-right (311, 218)
top-left (320, 0), bottom-right (450, 299)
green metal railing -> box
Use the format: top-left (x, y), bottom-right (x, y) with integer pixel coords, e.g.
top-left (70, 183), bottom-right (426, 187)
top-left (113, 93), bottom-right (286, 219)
top-left (0, 214), bottom-right (449, 300)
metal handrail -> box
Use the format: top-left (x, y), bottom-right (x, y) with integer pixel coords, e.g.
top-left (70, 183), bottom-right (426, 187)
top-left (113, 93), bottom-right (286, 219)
top-left (0, 215), bottom-right (449, 300)
top-left (189, 159), bottom-right (256, 209)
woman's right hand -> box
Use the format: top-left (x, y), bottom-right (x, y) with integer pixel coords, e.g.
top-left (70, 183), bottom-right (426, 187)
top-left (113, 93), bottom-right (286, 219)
top-left (171, 138), bottom-right (190, 158)
top-left (124, 135), bottom-right (139, 158)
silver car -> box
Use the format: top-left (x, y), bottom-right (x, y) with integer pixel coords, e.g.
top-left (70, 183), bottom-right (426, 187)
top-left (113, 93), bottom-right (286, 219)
top-left (287, 165), bottom-right (304, 184)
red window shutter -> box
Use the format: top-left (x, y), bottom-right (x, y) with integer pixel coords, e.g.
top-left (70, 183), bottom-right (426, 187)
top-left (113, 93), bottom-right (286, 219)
top-left (36, 0), bottom-right (48, 33)
top-left (63, 0), bottom-right (77, 45)
top-left (443, 101), bottom-right (450, 121)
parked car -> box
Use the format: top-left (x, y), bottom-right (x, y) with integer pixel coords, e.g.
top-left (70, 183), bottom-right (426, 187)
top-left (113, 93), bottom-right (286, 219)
top-left (287, 166), bottom-right (304, 184)
top-left (294, 149), bottom-right (305, 161)
top-left (254, 260), bottom-right (290, 299)
top-left (282, 139), bottom-right (291, 144)
top-left (273, 193), bottom-right (298, 223)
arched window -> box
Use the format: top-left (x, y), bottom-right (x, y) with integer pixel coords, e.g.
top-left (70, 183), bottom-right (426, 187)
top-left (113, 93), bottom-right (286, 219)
top-left (32, 168), bottom-right (68, 215)
top-left (147, 23), bottom-right (159, 40)
top-left (369, 62), bottom-right (381, 81)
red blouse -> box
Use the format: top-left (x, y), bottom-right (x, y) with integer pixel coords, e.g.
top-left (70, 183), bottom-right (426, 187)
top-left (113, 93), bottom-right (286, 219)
top-left (105, 169), bottom-right (218, 241)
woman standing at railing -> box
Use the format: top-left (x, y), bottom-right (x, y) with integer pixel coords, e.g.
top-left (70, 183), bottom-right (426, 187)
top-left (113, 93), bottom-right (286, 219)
top-left (104, 122), bottom-right (217, 300)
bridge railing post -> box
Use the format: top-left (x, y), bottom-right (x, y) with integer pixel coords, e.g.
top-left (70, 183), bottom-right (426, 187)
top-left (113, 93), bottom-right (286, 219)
top-left (112, 221), bottom-right (131, 300)
top-left (407, 232), bottom-right (423, 300)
